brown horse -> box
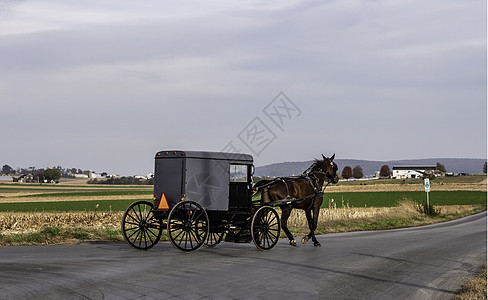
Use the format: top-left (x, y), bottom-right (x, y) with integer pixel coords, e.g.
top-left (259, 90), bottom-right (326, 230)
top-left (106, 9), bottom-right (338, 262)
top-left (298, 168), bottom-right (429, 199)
top-left (254, 154), bottom-right (339, 246)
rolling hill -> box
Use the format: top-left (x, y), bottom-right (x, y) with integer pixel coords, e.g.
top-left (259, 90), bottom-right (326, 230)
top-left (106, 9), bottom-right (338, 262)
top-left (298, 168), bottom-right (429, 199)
top-left (255, 158), bottom-right (487, 178)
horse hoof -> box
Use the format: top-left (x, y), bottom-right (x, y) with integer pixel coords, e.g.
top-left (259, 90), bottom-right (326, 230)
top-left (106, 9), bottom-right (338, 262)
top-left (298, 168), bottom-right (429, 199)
top-left (314, 242), bottom-right (321, 247)
top-left (301, 236), bottom-right (309, 244)
top-left (290, 240), bottom-right (297, 246)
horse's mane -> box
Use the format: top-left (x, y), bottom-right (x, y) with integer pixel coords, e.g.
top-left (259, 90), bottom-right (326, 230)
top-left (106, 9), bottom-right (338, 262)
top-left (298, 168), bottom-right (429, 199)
top-left (303, 158), bottom-right (324, 174)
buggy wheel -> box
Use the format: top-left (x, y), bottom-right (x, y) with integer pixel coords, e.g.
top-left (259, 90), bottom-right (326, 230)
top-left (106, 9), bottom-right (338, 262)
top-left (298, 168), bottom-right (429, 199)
top-left (251, 206), bottom-right (281, 251)
top-left (204, 229), bottom-right (225, 248)
top-left (121, 201), bottom-right (162, 250)
top-left (167, 200), bottom-right (209, 252)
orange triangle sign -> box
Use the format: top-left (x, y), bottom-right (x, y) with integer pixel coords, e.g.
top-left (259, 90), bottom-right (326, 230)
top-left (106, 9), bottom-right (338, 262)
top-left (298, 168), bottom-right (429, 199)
top-left (158, 193), bottom-right (169, 211)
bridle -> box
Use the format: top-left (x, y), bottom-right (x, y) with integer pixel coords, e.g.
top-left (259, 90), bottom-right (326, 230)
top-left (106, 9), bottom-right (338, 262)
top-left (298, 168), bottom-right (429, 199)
top-left (299, 159), bottom-right (335, 210)
top-left (303, 159), bottom-right (336, 184)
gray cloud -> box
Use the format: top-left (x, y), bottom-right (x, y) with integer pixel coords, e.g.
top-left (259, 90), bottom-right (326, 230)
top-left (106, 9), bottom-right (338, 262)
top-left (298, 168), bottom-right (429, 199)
top-left (0, 0), bottom-right (485, 175)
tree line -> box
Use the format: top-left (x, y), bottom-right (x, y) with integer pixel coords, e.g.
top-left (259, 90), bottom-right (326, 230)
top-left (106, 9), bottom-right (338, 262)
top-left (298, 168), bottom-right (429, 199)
top-left (1, 164), bottom-right (103, 183)
top-left (87, 177), bottom-right (153, 185)
top-left (1, 164), bottom-right (94, 177)
top-left (2, 167), bottom-right (62, 182)
top-left (340, 162), bottom-right (452, 180)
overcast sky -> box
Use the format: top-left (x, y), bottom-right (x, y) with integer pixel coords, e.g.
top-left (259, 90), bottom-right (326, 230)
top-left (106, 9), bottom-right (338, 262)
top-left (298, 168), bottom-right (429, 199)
top-left (1, 0), bottom-right (486, 175)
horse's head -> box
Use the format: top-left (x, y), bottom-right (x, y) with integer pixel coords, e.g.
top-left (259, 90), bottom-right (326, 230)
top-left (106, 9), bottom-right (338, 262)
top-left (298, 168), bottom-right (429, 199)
top-left (310, 154), bottom-right (339, 184)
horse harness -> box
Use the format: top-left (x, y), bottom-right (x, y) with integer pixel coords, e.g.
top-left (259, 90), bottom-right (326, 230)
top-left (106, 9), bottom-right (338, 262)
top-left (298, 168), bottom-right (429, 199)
top-left (256, 170), bottom-right (331, 209)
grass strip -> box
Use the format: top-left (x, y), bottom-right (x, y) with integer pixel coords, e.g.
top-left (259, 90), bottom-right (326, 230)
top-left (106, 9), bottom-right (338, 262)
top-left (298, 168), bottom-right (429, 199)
top-left (0, 226), bottom-right (123, 245)
top-left (454, 264), bottom-right (487, 300)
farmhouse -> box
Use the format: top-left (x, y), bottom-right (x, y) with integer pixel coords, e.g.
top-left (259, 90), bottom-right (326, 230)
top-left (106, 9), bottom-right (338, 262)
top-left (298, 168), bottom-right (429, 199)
top-left (12, 173), bottom-right (36, 183)
top-left (392, 165), bottom-right (437, 179)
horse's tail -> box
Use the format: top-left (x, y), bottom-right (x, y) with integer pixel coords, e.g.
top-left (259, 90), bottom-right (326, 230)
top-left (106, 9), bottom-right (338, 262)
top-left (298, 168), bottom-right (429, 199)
top-left (253, 179), bottom-right (273, 194)
top-left (253, 179), bottom-right (274, 202)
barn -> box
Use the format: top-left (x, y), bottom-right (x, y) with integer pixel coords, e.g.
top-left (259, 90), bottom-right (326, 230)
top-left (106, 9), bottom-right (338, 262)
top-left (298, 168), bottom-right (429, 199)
top-left (392, 165), bottom-right (437, 179)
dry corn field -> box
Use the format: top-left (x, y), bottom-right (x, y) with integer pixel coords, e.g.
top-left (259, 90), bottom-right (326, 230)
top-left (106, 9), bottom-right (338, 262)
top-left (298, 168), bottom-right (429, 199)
top-left (0, 211), bottom-right (123, 235)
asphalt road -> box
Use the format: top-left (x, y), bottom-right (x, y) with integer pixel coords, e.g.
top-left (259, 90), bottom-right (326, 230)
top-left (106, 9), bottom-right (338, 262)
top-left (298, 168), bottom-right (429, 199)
top-left (0, 212), bottom-right (486, 300)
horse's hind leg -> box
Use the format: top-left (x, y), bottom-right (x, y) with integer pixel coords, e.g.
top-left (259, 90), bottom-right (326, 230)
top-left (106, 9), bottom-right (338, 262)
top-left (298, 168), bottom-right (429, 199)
top-left (281, 206), bottom-right (296, 246)
top-left (302, 209), bottom-right (313, 244)
top-left (261, 188), bottom-right (270, 203)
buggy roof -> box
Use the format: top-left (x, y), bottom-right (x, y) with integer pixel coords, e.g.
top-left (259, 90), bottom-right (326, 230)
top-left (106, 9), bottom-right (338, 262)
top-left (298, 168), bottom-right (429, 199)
top-left (155, 150), bottom-right (253, 163)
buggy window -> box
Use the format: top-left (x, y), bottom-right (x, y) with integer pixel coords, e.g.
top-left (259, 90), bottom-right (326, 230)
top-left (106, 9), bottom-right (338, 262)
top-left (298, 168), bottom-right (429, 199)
top-left (230, 164), bottom-right (248, 182)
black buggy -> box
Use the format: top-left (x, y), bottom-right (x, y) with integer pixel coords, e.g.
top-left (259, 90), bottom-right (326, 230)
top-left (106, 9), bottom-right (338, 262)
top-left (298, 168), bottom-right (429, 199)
top-left (121, 150), bottom-right (281, 252)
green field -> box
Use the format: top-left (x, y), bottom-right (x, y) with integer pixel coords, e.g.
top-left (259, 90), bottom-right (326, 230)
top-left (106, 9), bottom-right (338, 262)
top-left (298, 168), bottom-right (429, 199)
top-left (0, 183), bottom-right (152, 212)
top-left (0, 199), bottom-right (141, 212)
top-left (0, 191), bottom-right (485, 212)
top-left (11, 190), bottom-right (151, 198)
top-left (322, 191), bottom-right (487, 208)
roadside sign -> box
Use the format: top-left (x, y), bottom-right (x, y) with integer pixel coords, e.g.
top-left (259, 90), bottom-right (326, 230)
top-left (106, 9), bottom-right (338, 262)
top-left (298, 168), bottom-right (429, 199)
top-left (424, 178), bottom-right (430, 207)
top-left (424, 178), bottom-right (430, 192)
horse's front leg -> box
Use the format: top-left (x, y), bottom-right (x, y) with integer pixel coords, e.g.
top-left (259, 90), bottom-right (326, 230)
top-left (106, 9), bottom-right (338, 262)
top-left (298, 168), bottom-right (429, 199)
top-left (310, 201), bottom-right (321, 247)
top-left (281, 206), bottom-right (296, 246)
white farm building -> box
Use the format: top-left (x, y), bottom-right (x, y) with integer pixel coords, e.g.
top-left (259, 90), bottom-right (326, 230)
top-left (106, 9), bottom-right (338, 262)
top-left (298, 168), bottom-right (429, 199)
top-left (392, 165), bottom-right (437, 179)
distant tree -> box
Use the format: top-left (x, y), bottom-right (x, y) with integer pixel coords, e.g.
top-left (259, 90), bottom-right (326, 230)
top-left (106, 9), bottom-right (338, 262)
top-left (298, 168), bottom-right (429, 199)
top-left (353, 165), bottom-right (364, 179)
top-left (87, 176), bottom-right (153, 185)
top-left (253, 176), bottom-right (271, 183)
top-left (2, 164), bottom-right (14, 175)
top-left (436, 162), bottom-right (446, 173)
top-left (342, 166), bottom-right (352, 180)
top-left (484, 162), bottom-right (487, 174)
top-left (379, 165), bottom-right (391, 178)
top-left (34, 171), bottom-right (45, 183)
top-left (44, 169), bottom-right (61, 182)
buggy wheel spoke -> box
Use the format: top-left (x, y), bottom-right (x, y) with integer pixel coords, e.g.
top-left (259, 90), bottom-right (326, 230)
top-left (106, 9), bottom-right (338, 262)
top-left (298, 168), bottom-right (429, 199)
top-left (171, 228), bottom-right (185, 241)
top-left (142, 230), bottom-right (148, 249)
top-left (134, 231), bottom-right (142, 248)
top-left (124, 221), bottom-right (140, 227)
top-left (127, 227), bottom-right (140, 239)
top-left (204, 227), bottom-right (225, 248)
top-left (146, 229), bottom-right (155, 245)
top-left (189, 227), bottom-right (200, 244)
top-left (128, 208), bottom-right (141, 223)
